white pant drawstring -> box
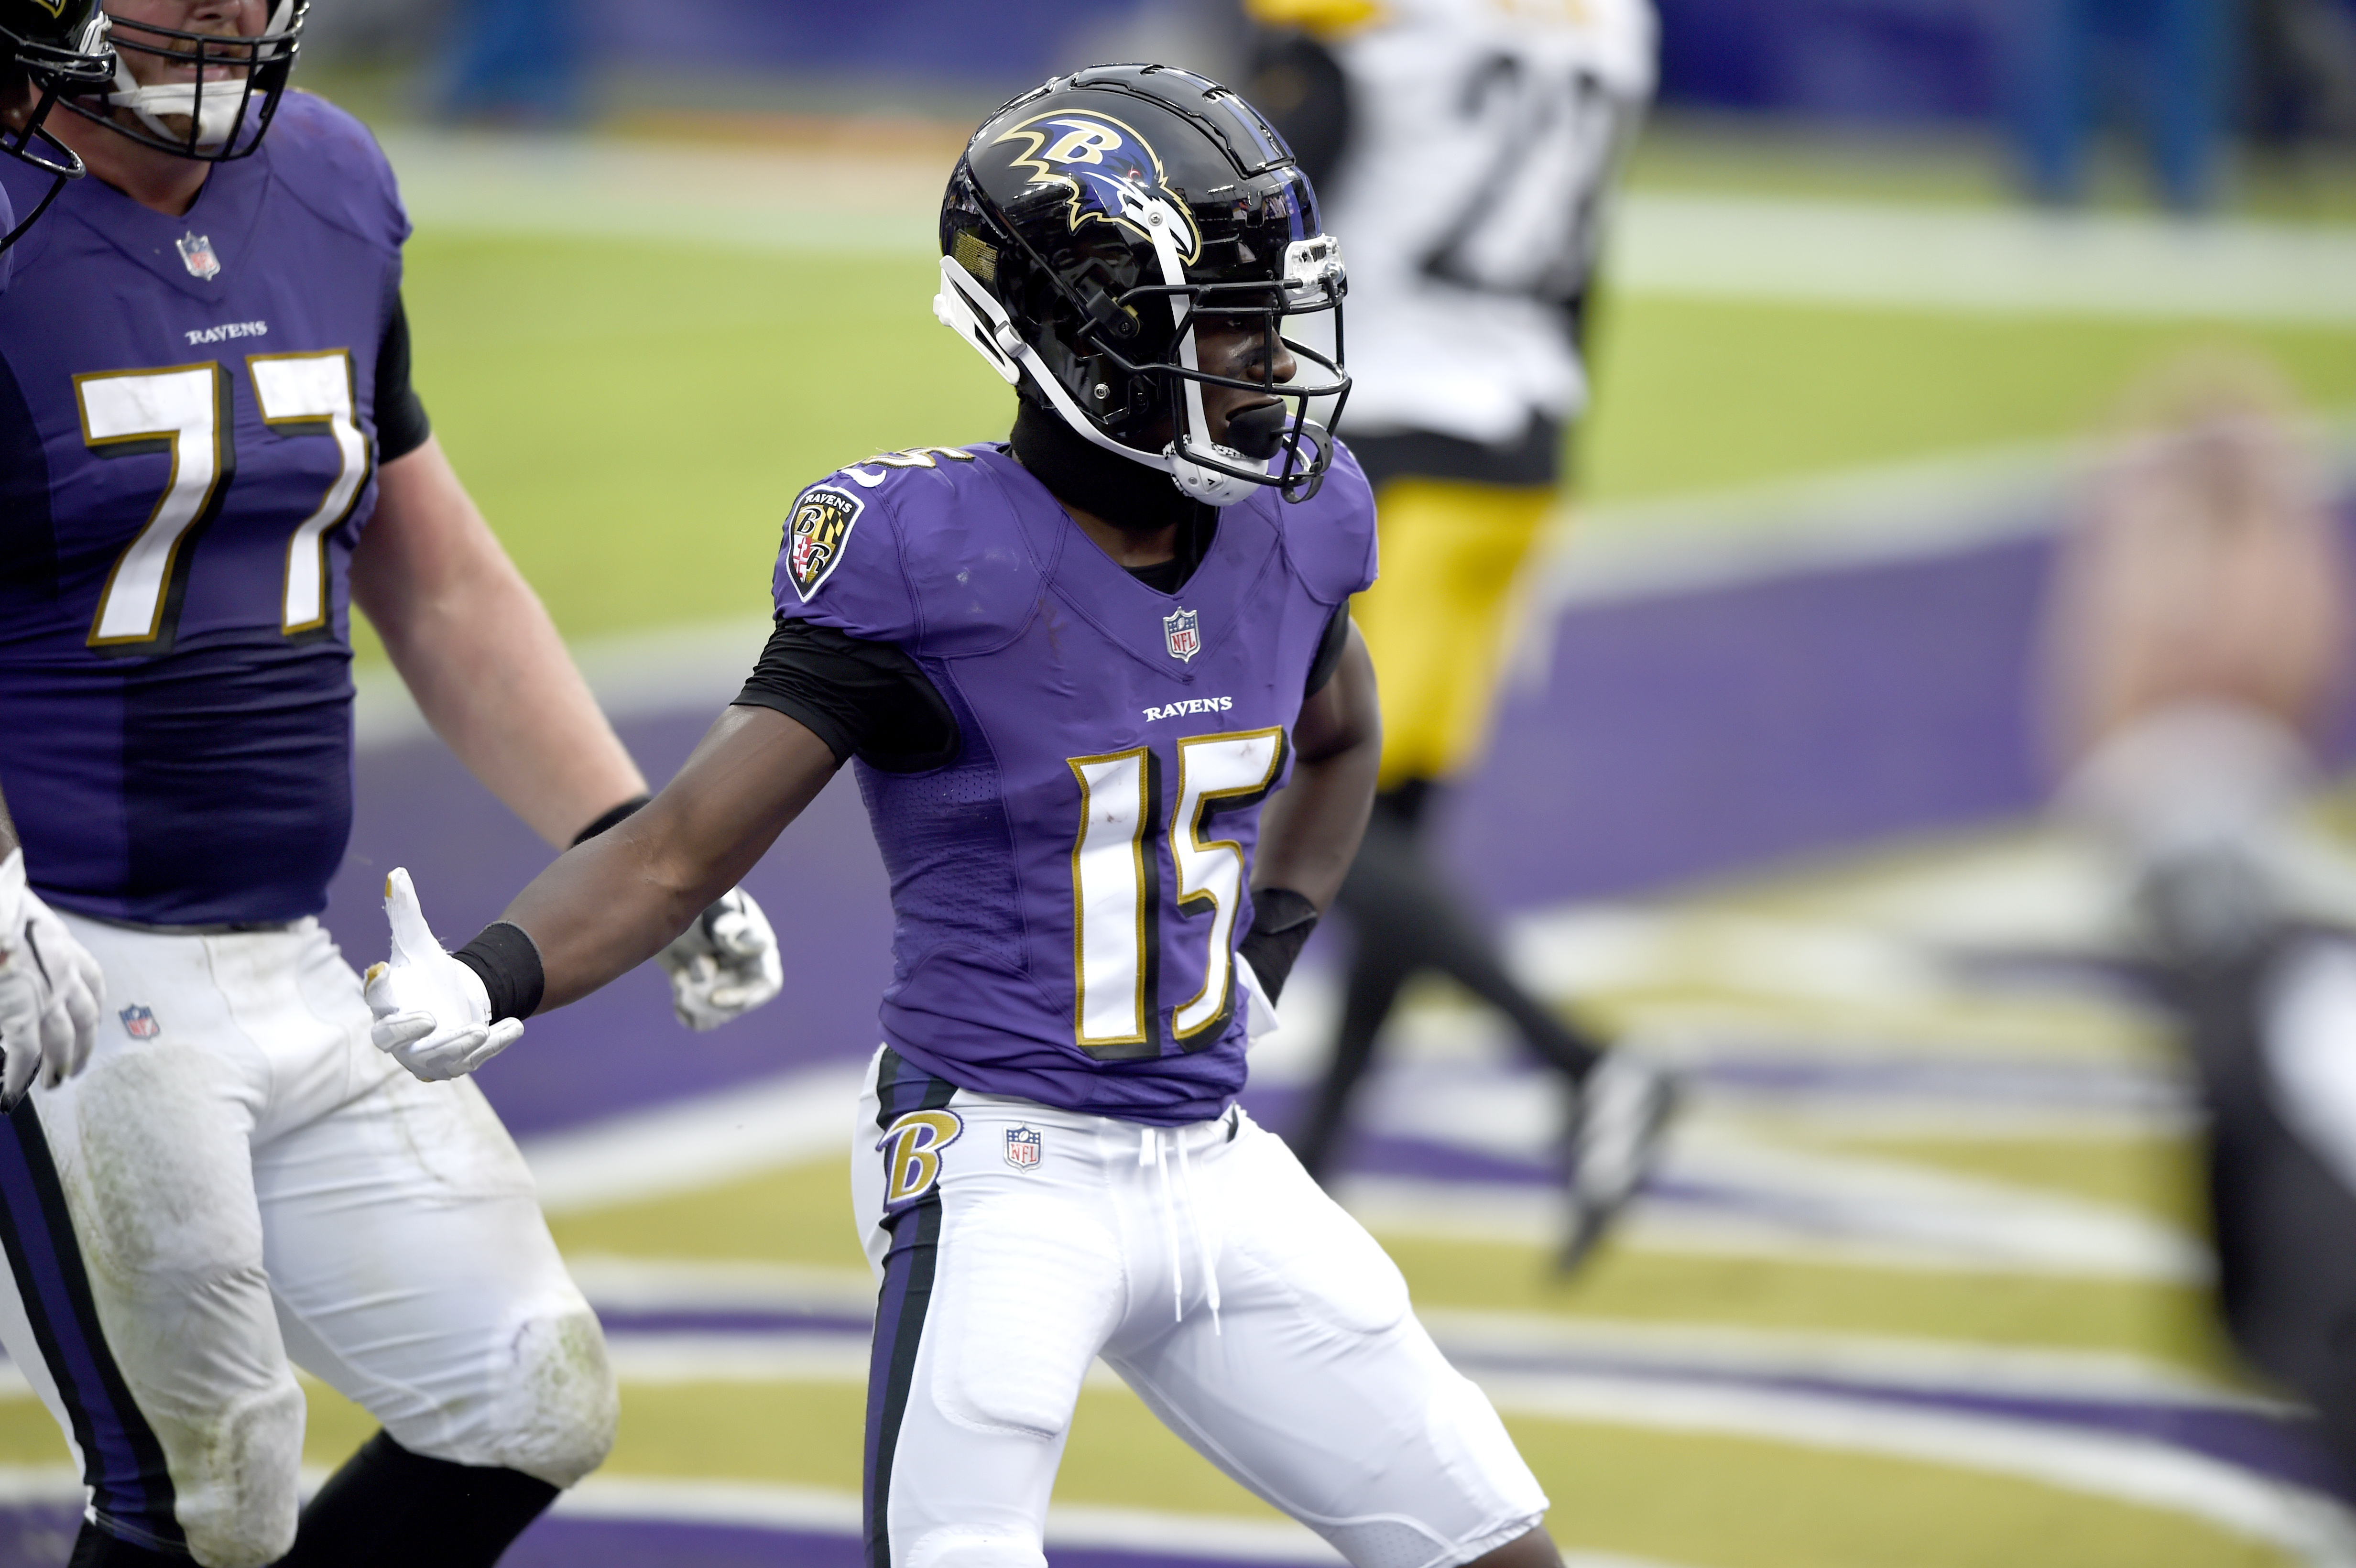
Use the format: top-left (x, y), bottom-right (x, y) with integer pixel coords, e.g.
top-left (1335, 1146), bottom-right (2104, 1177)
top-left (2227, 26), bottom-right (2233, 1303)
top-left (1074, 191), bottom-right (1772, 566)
top-left (1175, 1129), bottom-right (1222, 1336)
top-left (1139, 1122), bottom-right (1222, 1333)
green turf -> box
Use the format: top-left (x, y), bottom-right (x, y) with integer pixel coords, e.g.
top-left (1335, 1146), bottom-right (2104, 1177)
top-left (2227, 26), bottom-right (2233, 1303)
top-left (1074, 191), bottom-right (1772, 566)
top-left (389, 229), bottom-right (2356, 655)
top-left (393, 235), bottom-right (1010, 657)
top-left (1572, 296), bottom-right (2356, 505)
top-left (542, 1157), bottom-right (867, 1269)
top-left (1380, 1234), bottom-right (2229, 1375)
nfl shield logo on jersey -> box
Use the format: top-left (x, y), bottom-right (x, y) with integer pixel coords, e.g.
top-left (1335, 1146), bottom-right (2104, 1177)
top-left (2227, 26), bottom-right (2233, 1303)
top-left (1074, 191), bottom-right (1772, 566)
top-left (1163, 607), bottom-right (1201, 663)
top-left (175, 232), bottom-right (221, 281)
top-left (1004, 1125), bottom-right (1043, 1170)
top-left (119, 1005), bottom-right (160, 1040)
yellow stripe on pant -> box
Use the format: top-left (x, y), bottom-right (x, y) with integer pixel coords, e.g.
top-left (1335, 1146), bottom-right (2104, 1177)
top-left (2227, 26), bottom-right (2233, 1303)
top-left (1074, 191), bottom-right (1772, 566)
top-left (1351, 478), bottom-right (1558, 789)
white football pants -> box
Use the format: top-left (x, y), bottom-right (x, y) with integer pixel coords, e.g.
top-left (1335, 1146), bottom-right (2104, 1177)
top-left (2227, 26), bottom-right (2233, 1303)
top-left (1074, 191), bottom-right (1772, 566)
top-left (853, 1045), bottom-right (1547, 1568)
top-left (0, 915), bottom-right (615, 1568)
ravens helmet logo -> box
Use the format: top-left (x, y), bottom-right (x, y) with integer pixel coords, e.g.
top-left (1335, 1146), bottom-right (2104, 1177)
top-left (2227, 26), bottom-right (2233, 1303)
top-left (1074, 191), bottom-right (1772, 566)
top-left (991, 110), bottom-right (1203, 266)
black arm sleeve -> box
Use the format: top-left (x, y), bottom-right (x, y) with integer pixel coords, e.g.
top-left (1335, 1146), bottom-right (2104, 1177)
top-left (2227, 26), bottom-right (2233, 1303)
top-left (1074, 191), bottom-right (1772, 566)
top-left (1304, 601), bottom-right (1350, 698)
top-left (1247, 30), bottom-right (1352, 194)
top-left (733, 619), bottom-right (961, 773)
top-left (375, 291), bottom-right (432, 464)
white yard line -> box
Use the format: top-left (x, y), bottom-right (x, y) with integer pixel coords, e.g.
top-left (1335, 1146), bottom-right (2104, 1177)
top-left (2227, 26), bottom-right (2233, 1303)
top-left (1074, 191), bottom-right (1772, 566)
top-left (519, 1059), bottom-right (866, 1214)
top-left (381, 130), bottom-right (2356, 327)
top-left (1484, 1371), bottom-right (2356, 1568)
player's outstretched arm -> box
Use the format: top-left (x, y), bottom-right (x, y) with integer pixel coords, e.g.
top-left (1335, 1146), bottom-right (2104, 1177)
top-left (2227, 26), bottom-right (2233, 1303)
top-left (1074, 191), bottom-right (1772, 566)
top-left (508, 706), bottom-right (838, 1011)
top-left (351, 436), bottom-right (650, 849)
top-left (1255, 622), bottom-right (1381, 910)
top-left (366, 704), bottom-right (839, 1079)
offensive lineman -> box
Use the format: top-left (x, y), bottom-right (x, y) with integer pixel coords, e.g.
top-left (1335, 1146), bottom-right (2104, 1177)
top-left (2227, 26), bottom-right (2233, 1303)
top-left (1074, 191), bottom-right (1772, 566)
top-left (0, 3), bottom-right (782, 1564)
top-left (369, 65), bottom-right (1578, 1568)
top-left (1247, 0), bottom-right (1674, 1264)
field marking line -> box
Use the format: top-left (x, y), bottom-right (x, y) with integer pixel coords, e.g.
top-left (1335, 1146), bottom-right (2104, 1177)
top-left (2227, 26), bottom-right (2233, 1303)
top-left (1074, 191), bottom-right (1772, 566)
top-left (1485, 1370), bottom-right (2356, 1566)
top-left (519, 1058), bottom-right (866, 1214)
top-left (379, 129), bottom-right (2356, 326)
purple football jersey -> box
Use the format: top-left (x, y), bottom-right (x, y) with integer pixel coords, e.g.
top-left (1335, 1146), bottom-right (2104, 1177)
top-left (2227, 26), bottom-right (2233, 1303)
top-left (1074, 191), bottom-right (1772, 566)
top-left (773, 444), bottom-right (1378, 1124)
top-left (0, 93), bottom-right (406, 925)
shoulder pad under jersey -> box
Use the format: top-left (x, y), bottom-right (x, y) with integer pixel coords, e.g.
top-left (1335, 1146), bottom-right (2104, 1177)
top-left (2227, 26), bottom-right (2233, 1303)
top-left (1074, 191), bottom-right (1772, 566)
top-left (1272, 438), bottom-right (1379, 605)
top-left (772, 444), bottom-right (1047, 657)
top-left (261, 91), bottom-right (410, 252)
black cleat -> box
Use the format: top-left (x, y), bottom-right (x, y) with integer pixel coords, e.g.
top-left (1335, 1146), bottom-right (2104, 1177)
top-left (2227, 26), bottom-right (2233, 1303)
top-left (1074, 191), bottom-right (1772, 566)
top-left (1560, 1052), bottom-right (1679, 1274)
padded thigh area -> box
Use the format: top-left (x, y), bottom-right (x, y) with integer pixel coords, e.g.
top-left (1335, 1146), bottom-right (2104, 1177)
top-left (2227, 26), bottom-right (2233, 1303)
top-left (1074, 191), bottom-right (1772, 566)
top-left (931, 1191), bottom-right (1124, 1437)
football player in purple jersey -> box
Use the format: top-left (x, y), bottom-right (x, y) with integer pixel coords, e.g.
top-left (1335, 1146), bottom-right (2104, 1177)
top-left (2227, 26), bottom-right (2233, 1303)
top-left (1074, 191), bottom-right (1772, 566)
top-left (372, 65), bottom-right (1579, 1568)
top-left (0, 3), bottom-right (781, 1565)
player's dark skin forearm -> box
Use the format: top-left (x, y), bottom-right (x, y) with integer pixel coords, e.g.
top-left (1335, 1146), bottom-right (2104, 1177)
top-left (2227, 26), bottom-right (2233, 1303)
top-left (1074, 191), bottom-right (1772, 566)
top-left (502, 706), bottom-right (842, 1012)
top-left (1250, 624), bottom-right (1381, 912)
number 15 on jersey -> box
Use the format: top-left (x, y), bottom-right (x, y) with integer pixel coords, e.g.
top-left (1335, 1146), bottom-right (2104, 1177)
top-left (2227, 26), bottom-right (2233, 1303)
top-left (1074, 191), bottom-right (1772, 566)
top-left (1069, 728), bottom-right (1287, 1058)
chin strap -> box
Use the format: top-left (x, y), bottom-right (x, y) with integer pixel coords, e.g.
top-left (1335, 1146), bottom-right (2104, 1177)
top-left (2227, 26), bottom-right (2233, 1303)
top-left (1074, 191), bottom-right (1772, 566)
top-left (104, 0), bottom-right (294, 152)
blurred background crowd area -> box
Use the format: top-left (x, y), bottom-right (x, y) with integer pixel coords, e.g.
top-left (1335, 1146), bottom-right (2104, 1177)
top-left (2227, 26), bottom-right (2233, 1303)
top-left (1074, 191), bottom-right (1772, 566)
top-left (304, 0), bottom-right (2356, 213)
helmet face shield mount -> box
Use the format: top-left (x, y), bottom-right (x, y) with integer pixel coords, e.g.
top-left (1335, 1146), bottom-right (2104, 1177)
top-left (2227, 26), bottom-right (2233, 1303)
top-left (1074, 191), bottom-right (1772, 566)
top-left (62, 0), bottom-right (305, 163)
top-left (937, 64), bottom-right (1351, 507)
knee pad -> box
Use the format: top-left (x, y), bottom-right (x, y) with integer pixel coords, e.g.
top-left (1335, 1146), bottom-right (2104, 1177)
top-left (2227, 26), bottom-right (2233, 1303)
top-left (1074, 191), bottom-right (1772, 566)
top-left (168, 1378), bottom-right (305, 1568)
top-left (904, 1527), bottom-right (1049, 1568)
top-left (480, 1301), bottom-right (618, 1488)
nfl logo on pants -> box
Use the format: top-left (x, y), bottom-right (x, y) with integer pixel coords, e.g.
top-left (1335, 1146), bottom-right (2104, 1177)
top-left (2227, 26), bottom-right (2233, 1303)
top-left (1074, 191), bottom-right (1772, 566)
top-left (1004, 1125), bottom-right (1042, 1170)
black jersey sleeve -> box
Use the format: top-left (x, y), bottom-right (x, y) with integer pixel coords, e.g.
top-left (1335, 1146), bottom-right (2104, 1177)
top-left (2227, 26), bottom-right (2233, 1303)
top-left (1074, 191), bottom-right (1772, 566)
top-left (375, 291), bottom-right (432, 464)
top-left (734, 619), bottom-right (961, 773)
top-left (1304, 600), bottom-right (1350, 698)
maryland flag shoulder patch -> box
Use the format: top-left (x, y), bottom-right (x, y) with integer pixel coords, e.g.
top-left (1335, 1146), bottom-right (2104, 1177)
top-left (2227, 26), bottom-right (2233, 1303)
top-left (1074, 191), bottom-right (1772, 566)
top-left (785, 484), bottom-right (865, 602)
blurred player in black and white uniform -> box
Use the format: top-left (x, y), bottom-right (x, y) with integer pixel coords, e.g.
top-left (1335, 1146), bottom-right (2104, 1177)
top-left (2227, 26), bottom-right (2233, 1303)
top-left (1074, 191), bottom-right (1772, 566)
top-left (0, 4), bottom-right (781, 1564)
top-left (1247, 0), bottom-right (1672, 1263)
top-left (2050, 355), bottom-right (2356, 1486)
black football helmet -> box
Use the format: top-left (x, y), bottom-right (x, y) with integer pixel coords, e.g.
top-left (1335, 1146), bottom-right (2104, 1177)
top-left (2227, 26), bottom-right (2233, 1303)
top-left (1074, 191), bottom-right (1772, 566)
top-left (936, 63), bottom-right (1349, 506)
top-left (0, 0), bottom-right (113, 251)
top-left (61, 0), bottom-right (304, 162)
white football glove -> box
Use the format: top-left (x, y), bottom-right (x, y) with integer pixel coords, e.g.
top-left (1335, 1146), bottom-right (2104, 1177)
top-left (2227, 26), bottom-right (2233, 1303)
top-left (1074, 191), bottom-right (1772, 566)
top-left (1235, 953), bottom-right (1284, 1047)
top-left (0, 849), bottom-right (104, 1110)
top-left (363, 868), bottom-right (524, 1082)
top-left (655, 887), bottom-right (782, 1031)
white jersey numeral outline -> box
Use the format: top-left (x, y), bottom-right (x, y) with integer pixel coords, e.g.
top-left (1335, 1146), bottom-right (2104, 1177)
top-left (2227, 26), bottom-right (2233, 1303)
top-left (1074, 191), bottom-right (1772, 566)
top-left (248, 350), bottom-right (370, 635)
top-left (76, 363), bottom-right (233, 647)
top-left (1070, 747), bottom-right (1155, 1053)
top-left (1170, 729), bottom-right (1287, 1039)
top-left (1069, 729), bottom-right (1289, 1054)
top-left (78, 353), bottom-right (369, 650)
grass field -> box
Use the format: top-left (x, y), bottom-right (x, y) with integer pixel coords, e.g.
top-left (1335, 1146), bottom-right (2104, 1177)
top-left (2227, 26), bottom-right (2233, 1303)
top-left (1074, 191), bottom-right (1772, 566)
top-left (394, 211), bottom-right (2356, 651)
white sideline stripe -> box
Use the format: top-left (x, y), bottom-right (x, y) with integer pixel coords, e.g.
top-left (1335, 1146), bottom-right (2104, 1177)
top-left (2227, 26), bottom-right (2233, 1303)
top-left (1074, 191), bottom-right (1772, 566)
top-left (592, 1315), bottom-right (2269, 1418)
top-left (552, 1475), bottom-right (1350, 1563)
top-left (566, 1252), bottom-right (878, 1316)
top-left (520, 1060), bottom-right (865, 1214)
top-left (380, 131), bottom-right (2356, 325)
top-left (1338, 1167), bottom-right (2207, 1284)
top-left (354, 615), bottom-right (769, 751)
top-left (1614, 191), bottom-right (2356, 325)
top-left (604, 1330), bottom-right (870, 1384)
top-left (1417, 1311), bottom-right (2273, 1414)
top-left (1484, 1372), bottom-right (2356, 1567)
